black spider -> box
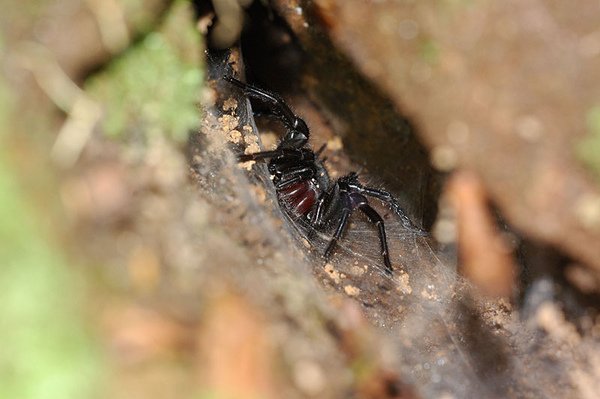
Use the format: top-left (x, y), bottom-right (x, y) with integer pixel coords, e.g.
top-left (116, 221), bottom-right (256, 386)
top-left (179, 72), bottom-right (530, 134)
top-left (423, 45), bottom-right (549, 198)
top-left (225, 76), bottom-right (426, 274)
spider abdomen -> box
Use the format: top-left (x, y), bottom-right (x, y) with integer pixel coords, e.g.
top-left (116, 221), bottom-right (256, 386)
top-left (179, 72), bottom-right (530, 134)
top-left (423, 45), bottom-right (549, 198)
top-left (278, 180), bottom-right (318, 216)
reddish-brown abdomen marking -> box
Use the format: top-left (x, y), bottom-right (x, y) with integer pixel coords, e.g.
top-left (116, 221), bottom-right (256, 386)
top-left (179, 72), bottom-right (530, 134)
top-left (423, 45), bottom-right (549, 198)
top-left (279, 181), bottom-right (317, 216)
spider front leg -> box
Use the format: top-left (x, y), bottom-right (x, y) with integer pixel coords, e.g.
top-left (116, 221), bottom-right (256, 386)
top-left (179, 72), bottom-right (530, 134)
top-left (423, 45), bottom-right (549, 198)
top-left (224, 76), bottom-right (309, 145)
top-left (224, 76), bottom-right (297, 124)
top-left (239, 148), bottom-right (308, 163)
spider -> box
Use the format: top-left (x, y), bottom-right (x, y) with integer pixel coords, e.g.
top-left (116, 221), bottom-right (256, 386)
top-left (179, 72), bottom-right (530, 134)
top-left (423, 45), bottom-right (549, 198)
top-left (225, 76), bottom-right (427, 274)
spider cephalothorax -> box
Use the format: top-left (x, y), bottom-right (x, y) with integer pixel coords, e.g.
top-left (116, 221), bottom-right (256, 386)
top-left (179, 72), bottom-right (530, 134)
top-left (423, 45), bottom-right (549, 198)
top-left (225, 76), bottom-right (426, 274)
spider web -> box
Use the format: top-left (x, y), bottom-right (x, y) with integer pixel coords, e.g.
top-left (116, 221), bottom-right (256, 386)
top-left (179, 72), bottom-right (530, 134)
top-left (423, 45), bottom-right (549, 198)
top-left (285, 192), bottom-right (555, 398)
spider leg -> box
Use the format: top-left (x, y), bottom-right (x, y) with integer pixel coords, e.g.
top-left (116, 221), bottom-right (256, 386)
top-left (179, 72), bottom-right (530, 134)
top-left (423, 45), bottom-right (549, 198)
top-left (311, 192), bottom-right (331, 227)
top-left (315, 143), bottom-right (327, 157)
top-left (357, 203), bottom-right (393, 274)
top-left (238, 148), bottom-right (310, 163)
top-left (224, 76), bottom-right (295, 120)
top-left (310, 183), bottom-right (339, 227)
top-left (324, 206), bottom-right (352, 260)
top-left (224, 76), bottom-right (307, 136)
top-left (347, 182), bottom-right (427, 236)
top-left (239, 149), bottom-right (285, 162)
top-left (275, 168), bottom-right (315, 190)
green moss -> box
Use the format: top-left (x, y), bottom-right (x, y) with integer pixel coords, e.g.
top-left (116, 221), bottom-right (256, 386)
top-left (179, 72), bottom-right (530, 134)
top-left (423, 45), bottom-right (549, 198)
top-left (577, 105), bottom-right (600, 180)
top-left (86, 0), bottom-right (203, 143)
top-left (0, 27), bottom-right (104, 397)
top-left (0, 85), bottom-right (103, 399)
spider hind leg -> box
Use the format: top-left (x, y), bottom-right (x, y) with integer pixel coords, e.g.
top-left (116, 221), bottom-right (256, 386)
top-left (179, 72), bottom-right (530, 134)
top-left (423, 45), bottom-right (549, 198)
top-left (322, 189), bottom-right (394, 275)
top-left (357, 203), bottom-right (393, 274)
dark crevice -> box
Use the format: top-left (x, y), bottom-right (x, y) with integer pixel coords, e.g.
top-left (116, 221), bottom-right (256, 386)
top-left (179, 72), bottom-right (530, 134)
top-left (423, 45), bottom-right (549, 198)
top-left (234, 1), bottom-right (441, 230)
